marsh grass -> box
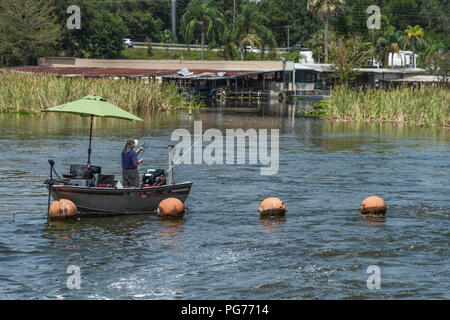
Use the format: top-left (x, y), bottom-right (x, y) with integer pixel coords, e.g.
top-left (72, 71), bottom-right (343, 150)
top-left (324, 86), bottom-right (450, 128)
top-left (0, 72), bottom-right (202, 114)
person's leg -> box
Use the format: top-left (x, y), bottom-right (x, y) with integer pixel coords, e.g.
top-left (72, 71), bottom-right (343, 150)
top-left (122, 170), bottom-right (130, 187)
top-left (131, 169), bottom-right (140, 188)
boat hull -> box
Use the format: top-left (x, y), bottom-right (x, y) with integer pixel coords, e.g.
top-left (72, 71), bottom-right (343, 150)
top-left (49, 182), bottom-right (193, 215)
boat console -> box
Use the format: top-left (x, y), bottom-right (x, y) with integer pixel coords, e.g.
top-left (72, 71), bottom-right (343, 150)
top-left (61, 164), bottom-right (102, 187)
top-left (49, 162), bottom-right (167, 189)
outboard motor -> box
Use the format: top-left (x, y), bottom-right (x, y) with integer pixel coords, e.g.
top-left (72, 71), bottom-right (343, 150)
top-left (142, 169), bottom-right (167, 187)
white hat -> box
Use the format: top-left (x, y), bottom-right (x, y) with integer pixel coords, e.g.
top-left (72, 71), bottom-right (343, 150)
top-left (123, 138), bottom-right (138, 153)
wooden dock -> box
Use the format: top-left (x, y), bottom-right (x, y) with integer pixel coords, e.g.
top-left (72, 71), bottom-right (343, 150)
top-left (211, 90), bottom-right (270, 101)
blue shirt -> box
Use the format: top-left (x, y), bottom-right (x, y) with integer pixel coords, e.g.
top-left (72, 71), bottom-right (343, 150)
top-left (122, 150), bottom-right (138, 169)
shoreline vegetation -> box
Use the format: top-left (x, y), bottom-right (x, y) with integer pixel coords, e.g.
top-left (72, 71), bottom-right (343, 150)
top-left (0, 72), bottom-right (202, 114)
top-left (299, 86), bottom-right (450, 128)
top-left (1, 72), bottom-right (448, 129)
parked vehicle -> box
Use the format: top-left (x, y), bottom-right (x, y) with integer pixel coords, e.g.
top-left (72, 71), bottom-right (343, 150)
top-left (123, 38), bottom-right (134, 48)
top-left (246, 46), bottom-right (261, 54)
top-left (388, 50), bottom-right (417, 68)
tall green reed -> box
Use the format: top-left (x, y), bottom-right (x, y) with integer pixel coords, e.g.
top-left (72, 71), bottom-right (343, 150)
top-left (0, 72), bottom-right (201, 114)
top-left (325, 85), bottom-right (449, 127)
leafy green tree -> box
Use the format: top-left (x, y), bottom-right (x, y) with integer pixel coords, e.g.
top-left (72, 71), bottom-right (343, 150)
top-left (308, 28), bottom-right (338, 63)
top-left (180, 0), bottom-right (224, 61)
top-left (86, 10), bottom-right (128, 59)
top-left (374, 24), bottom-right (407, 67)
top-left (405, 25), bottom-right (424, 68)
top-left (425, 50), bottom-right (450, 84)
top-left (0, 0), bottom-right (60, 65)
top-left (257, 0), bottom-right (319, 48)
top-left (234, 1), bottom-right (275, 61)
top-left (415, 35), bottom-right (445, 68)
top-left (56, 0), bottom-right (102, 58)
top-left (55, 1), bottom-right (127, 59)
top-left (419, 0), bottom-right (450, 35)
top-left (384, 0), bottom-right (420, 32)
top-left (120, 12), bottom-right (163, 42)
top-left (238, 34), bottom-right (262, 61)
top-left (220, 27), bottom-right (239, 60)
top-left (258, 27), bottom-right (277, 61)
top-left (160, 29), bottom-right (177, 52)
top-left (307, 0), bottom-right (345, 63)
top-left (328, 35), bottom-right (374, 85)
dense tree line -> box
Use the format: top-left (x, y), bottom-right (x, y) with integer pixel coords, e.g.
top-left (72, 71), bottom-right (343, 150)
top-left (0, 0), bottom-right (449, 67)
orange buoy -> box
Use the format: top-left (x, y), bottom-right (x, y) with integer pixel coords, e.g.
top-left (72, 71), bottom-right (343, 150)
top-left (360, 196), bottom-right (386, 216)
top-left (157, 198), bottom-right (185, 219)
top-left (259, 197), bottom-right (287, 218)
top-left (49, 199), bottom-right (77, 219)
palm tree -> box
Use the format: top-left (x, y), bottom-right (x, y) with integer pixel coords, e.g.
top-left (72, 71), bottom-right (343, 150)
top-left (238, 33), bottom-right (262, 61)
top-left (307, 0), bottom-right (345, 64)
top-left (180, 0), bottom-right (224, 61)
top-left (234, 1), bottom-right (273, 61)
top-left (416, 37), bottom-right (443, 69)
top-left (404, 25), bottom-right (424, 68)
top-left (258, 27), bottom-right (277, 61)
top-left (220, 27), bottom-right (238, 60)
top-left (375, 26), bottom-right (405, 67)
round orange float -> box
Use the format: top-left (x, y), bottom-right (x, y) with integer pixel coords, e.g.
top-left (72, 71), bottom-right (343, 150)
top-left (157, 198), bottom-right (185, 219)
top-left (360, 196), bottom-right (387, 216)
top-left (259, 197), bottom-right (287, 218)
top-left (49, 199), bottom-right (77, 219)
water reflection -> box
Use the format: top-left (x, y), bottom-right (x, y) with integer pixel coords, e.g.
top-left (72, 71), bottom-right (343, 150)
top-left (156, 219), bottom-right (189, 253)
top-left (259, 217), bottom-right (286, 234)
top-left (157, 219), bottom-right (185, 239)
top-left (42, 219), bottom-right (80, 251)
top-left (361, 216), bottom-right (386, 227)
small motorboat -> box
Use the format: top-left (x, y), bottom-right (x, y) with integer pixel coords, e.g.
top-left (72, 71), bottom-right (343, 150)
top-left (45, 162), bottom-right (192, 215)
top-left (42, 95), bottom-right (192, 216)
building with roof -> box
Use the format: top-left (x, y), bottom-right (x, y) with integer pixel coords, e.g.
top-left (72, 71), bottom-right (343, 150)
top-left (3, 56), bottom-right (436, 102)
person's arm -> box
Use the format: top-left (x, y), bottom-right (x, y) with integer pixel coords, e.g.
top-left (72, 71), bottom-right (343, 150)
top-left (131, 150), bottom-right (143, 167)
top-left (136, 146), bottom-right (144, 155)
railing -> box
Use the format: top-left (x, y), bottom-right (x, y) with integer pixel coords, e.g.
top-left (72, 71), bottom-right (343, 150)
top-left (133, 42), bottom-right (290, 51)
top-left (134, 42), bottom-right (203, 48)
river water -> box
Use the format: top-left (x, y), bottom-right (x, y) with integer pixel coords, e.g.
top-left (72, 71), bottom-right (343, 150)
top-left (0, 101), bottom-right (448, 299)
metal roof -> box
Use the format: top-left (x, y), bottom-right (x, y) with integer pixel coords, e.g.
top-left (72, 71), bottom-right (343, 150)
top-left (293, 63), bottom-right (427, 75)
top-left (5, 66), bottom-right (280, 79)
top-left (386, 75), bottom-right (448, 83)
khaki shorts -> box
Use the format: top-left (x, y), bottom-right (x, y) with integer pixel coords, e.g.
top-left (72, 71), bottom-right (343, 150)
top-left (122, 168), bottom-right (139, 187)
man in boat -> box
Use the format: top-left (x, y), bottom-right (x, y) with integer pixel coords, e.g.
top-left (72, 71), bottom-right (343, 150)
top-left (122, 139), bottom-right (144, 188)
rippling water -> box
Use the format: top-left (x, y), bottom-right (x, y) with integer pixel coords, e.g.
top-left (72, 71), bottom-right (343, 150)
top-left (0, 101), bottom-right (449, 299)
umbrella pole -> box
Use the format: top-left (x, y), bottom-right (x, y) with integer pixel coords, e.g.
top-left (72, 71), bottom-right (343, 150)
top-left (87, 115), bottom-right (93, 165)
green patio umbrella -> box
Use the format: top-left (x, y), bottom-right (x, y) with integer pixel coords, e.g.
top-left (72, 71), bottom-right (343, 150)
top-left (43, 95), bottom-right (144, 165)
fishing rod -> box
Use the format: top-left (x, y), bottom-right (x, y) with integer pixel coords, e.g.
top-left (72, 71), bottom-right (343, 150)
top-left (138, 127), bottom-right (159, 160)
top-left (166, 133), bottom-right (204, 173)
